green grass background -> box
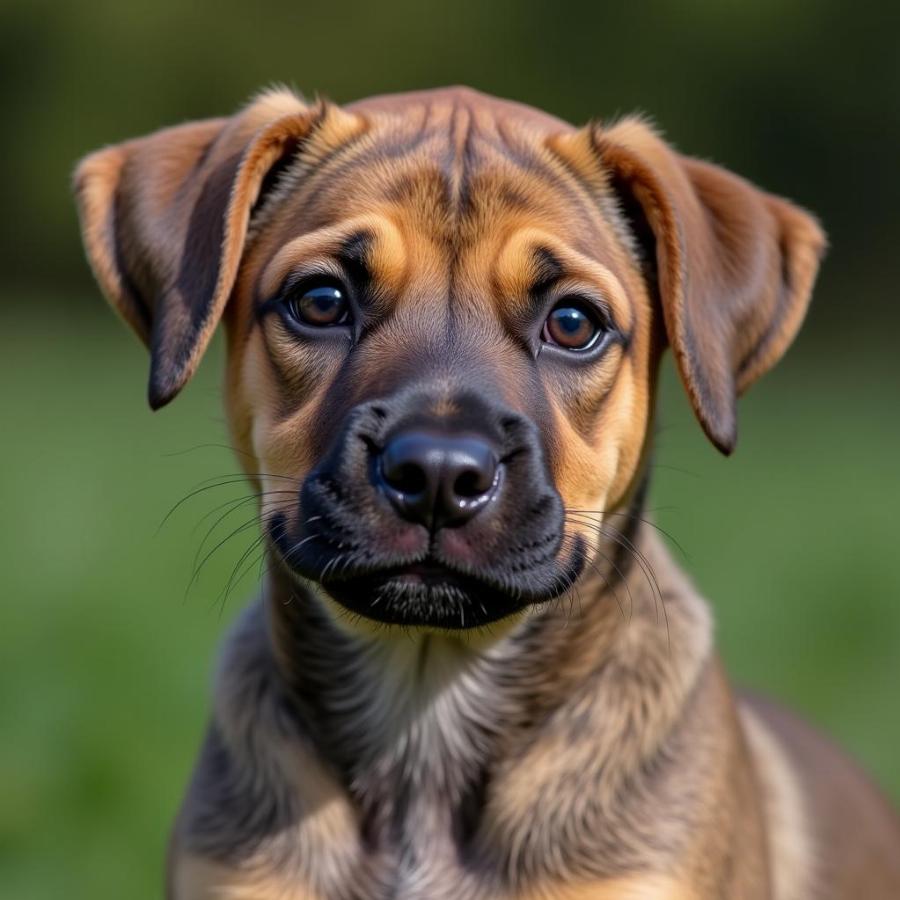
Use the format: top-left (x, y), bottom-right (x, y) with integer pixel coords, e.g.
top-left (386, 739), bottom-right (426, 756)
top-left (1, 300), bottom-right (897, 899)
top-left (3, 0), bottom-right (899, 894)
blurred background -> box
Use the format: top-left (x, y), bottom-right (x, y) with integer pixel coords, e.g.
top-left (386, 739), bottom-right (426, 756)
top-left (1, 1), bottom-right (898, 896)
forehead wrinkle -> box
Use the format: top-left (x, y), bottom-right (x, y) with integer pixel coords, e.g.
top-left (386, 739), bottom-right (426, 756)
top-left (248, 105), bottom-right (369, 235)
top-left (338, 99), bottom-right (446, 172)
top-left (494, 118), bottom-right (607, 233)
top-left (368, 110), bottom-right (562, 236)
top-left (269, 108), bottom-right (606, 262)
top-left (446, 100), bottom-right (475, 220)
top-left (263, 129), bottom-right (412, 240)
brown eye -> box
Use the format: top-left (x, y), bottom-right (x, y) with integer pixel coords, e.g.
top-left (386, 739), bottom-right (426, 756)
top-left (284, 281), bottom-right (350, 327)
top-left (541, 302), bottom-right (602, 351)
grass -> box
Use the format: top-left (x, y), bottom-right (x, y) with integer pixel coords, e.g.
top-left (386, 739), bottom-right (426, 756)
top-left (1, 301), bottom-right (898, 899)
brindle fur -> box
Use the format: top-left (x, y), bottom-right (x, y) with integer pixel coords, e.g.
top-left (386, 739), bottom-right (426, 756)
top-left (74, 87), bottom-right (900, 898)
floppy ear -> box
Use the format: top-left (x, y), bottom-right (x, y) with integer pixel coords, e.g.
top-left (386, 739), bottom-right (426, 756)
top-left (556, 118), bottom-right (826, 454)
top-left (74, 89), bottom-right (337, 409)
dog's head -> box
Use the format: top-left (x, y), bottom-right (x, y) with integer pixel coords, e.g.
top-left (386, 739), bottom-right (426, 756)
top-left (75, 87), bottom-right (824, 631)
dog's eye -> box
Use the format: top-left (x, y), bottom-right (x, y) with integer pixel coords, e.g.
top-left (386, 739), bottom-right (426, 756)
top-left (284, 281), bottom-right (350, 328)
top-left (541, 301), bottom-right (603, 351)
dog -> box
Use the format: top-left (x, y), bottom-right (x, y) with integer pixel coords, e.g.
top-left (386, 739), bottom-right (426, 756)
top-left (75, 86), bottom-right (900, 899)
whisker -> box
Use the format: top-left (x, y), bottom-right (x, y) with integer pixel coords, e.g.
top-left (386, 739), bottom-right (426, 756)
top-left (565, 514), bottom-right (670, 650)
top-left (192, 489), bottom-right (296, 535)
top-left (158, 478), bottom-right (254, 534)
top-left (158, 471), bottom-right (304, 534)
top-left (192, 493), bottom-right (259, 535)
top-left (566, 508), bottom-right (690, 562)
top-left (185, 516), bottom-right (261, 600)
top-left (192, 491), bottom-right (303, 569)
top-left (192, 492), bottom-right (291, 571)
top-left (216, 532), bottom-right (269, 618)
top-left (600, 524), bottom-right (669, 649)
top-left (560, 532), bottom-right (629, 622)
top-left (646, 461), bottom-right (701, 479)
top-left (162, 442), bottom-right (260, 463)
top-left (202, 508), bottom-right (324, 616)
top-left (279, 532), bottom-right (322, 564)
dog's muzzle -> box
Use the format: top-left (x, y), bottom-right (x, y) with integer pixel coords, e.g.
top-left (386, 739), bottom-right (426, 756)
top-left (268, 390), bottom-right (585, 629)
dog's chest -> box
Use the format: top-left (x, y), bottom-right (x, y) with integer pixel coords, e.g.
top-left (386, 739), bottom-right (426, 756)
top-left (262, 714), bottom-right (683, 900)
top-left (338, 682), bottom-right (494, 895)
top-left (181, 595), bottom-right (720, 899)
top-left (263, 640), bottom-right (510, 898)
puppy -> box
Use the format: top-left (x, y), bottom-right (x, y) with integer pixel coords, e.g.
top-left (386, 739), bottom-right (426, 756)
top-left (75, 87), bottom-right (900, 899)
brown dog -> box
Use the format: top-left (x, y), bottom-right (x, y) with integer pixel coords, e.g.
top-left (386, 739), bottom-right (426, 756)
top-left (75, 87), bottom-right (900, 899)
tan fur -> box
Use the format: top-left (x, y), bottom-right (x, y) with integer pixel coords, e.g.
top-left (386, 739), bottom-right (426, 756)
top-left (519, 878), bottom-right (698, 900)
top-left (741, 706), bottom-right (815, 899)
top-left (75, 86), bottom-right (898, 900)
top-left (171, 855), bottom-right (322, 900)
top-left (174, 855), bottom-right (694, 900)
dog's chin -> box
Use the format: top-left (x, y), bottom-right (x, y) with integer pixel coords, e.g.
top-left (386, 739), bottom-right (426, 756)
top-left (320, 567), bottom-right (529, 630)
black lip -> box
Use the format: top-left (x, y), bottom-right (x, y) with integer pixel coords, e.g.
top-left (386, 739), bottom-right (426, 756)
top-left (322, 565), bottom-right (528, 629)
top-left (269, 511), bottom-right (587, 630)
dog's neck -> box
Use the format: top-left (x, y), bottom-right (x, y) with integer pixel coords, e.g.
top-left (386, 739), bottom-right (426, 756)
top-left (217, 516), bottom-right (714, 871)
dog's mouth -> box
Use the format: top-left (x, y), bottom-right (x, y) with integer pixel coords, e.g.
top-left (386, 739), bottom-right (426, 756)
top-left (267, 513), bottom-right (586, 630)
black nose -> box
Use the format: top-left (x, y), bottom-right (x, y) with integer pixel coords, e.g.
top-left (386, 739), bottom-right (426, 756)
top-left (376, 430), bottom-right (500, 529)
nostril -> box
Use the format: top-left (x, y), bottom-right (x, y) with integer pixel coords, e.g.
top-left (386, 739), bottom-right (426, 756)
top-left (380, 434), bottom-right (435, 498)
top-left (388, 461), bottom-right (428, 495)
top-left (454, 467), bottom-right (491, 498)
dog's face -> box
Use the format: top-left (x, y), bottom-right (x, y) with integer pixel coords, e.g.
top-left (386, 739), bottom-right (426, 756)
top-left (224, 93), bottom-right (660, 629)
top-left (75, 87), bottom-right (824, 631)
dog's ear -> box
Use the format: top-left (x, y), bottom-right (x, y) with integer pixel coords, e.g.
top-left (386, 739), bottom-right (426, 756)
top-left (553, 119), bottom-right (826, 454)
top-left (74, 90), bottom-right (356, 409)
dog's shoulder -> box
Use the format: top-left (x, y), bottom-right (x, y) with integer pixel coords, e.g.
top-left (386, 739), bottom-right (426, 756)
top-left (740, 691), bottom-right (900, 899)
